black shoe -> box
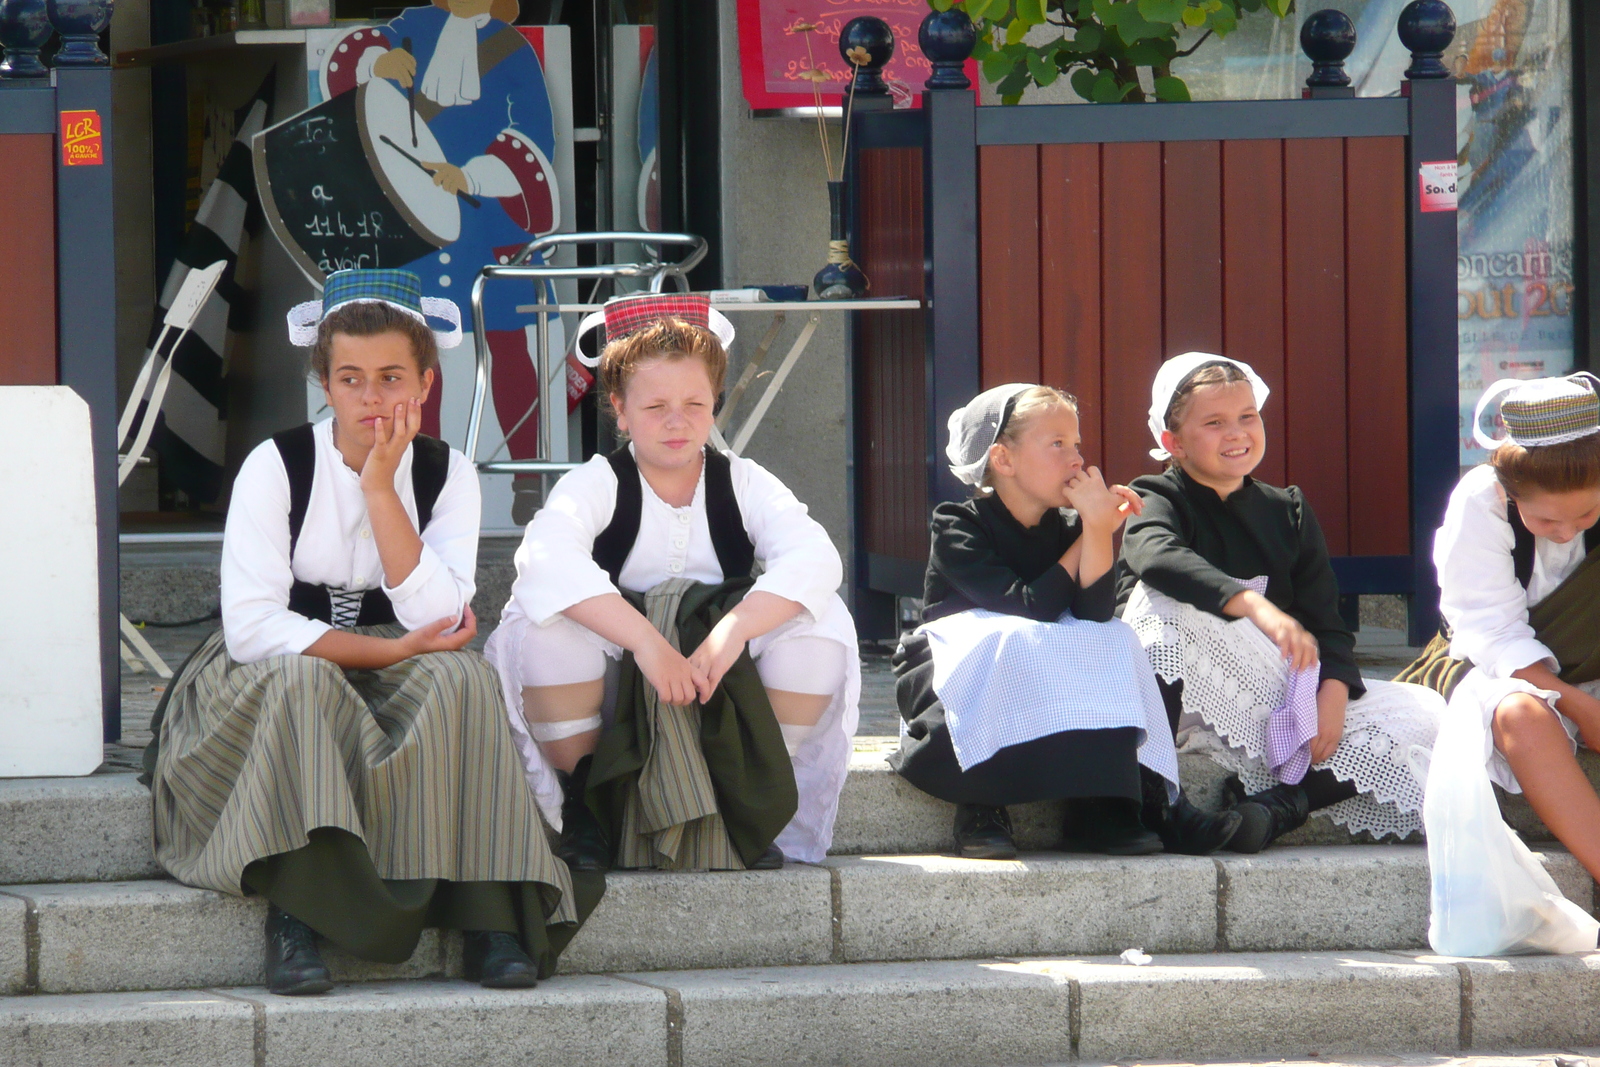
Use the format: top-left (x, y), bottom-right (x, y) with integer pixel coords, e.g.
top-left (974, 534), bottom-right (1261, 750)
top-left (462, 930), bottom-right (540, 989)
top-left (1067, 797), bottom-right (1163, 856)
top-left (555, 755), bottom-right (610, 872)
top-left (954, 803), bottom-right (1017, 860)
top-left (264, 905), bottom-right (332, 996)
top-left (749, 843), bottom-right (785, 870)
top-left (1139, 770), bottom-right (1242, 856)
top-left (1226, 781), bottom-right (1311, 854)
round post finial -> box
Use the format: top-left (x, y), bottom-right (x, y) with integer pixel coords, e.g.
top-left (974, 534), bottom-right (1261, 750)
top-left (1398, 0), bottom-right (1455, 80)
top-left (1300, 9), bottom-right (1356, 89)
top-left (840, 16), bottom-right (893, 96)
top-left (46, 0), bottom-right (112, 65)
top-left (0, 0), bottom-right (52, 78)
top-left (919, 9), bottom-right (975, 91)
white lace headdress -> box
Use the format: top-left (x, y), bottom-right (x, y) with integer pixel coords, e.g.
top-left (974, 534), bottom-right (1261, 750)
top-left (1472, 372), bottom-right (1600, 450)
top-left (285, 268), bottom-right (463, 348)
top-left (946, 383), bottom-right (1034, 488)
top-left (1146, 352), bottom-right (1271, 461)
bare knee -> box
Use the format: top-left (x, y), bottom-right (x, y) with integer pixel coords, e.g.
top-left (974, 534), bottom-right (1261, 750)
top-left (1492, 692), bottom-right (1563, 751)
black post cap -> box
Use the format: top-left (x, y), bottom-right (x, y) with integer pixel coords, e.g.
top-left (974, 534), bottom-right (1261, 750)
top-left (1398, 0), bottom-right (1456, 80)
top-left (0, 0), bottom-right (53, 78)
top-left (919, 8), bottom-right (975, 91)
top-left (840, 16), bottom-right (894, 96)
top-left (1300, 9), bottom-right (1356, 89)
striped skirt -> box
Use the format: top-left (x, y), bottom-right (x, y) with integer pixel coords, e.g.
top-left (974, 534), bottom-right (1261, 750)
top-left (150, 627), bottom-right (585, 963)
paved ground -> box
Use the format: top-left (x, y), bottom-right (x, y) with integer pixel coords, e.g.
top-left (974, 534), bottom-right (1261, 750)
top-left (1102, 1058), bottom-right (1596, 1067)
top-left (106, 620), bottom-right (1422, 774)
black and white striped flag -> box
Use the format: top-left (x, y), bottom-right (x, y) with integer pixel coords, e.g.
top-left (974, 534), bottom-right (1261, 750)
top-left (146, 73), bottom-right (274, 504)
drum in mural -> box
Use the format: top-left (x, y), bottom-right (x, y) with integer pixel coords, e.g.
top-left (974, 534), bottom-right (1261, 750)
top-left (253, 77), bottom-right (463, 278)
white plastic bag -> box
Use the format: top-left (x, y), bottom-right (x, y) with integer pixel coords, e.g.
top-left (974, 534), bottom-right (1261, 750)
top-left (1424, 697), bottom-right (1598, 956)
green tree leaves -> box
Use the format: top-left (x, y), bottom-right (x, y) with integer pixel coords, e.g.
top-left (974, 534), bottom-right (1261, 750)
top-left (939, 0), bottom-right (1293, 104)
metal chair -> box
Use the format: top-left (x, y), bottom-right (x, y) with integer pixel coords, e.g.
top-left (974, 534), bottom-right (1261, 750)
top-left (463, 232), bottom-right (708, 476)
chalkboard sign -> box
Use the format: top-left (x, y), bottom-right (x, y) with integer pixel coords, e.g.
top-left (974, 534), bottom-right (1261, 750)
top-left (253, 80), bottom-right (462, 284)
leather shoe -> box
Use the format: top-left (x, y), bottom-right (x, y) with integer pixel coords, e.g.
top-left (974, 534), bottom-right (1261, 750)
top-left (463, 930), bottom-right (540, 989)
top-left (749, 843), bottom-right (785, 870)
top-left (954, 803), bottom-right (1018, 859)
top-left (264, 905), bottom-right (332, 996)
top-left (556, 756), bottom-right (610, 872)
top-left (1225, 779), bottom-right (1311, 854)
top-left (1065, 796), bottom-right (1163, 855)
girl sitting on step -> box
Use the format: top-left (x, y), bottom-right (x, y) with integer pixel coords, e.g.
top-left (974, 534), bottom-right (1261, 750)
top-left (1404, 374), bottom-right (1600, 937)
top-left (1118, 353), bottom-right (1443, 853)
top-left (891, 384), bottom-right (1240, 859)
top-left (485, 292), bottom-right (859, 873)
top-left (142, 269), bottom-right (598, 997)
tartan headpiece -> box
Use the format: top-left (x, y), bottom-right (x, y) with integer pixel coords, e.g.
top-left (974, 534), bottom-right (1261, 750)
top-left (572, 292), bottom-right (736, 367)
top-left (286, 269), bottom-right (463, 348)
top-left (1473, 373), bottom-right (1600, 450)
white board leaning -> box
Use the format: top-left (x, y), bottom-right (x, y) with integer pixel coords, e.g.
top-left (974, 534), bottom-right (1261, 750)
top-left (0, 387), bottom-right (102, 776)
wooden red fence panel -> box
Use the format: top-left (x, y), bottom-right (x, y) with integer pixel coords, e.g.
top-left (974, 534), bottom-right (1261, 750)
top-left (1162, 141), bottom-right (1223, 358)
top-left (0, 134), bottom-right (57, 386)
top-left (979, 144), bottom-right (1042, 388)
top-left (1099, 142), bottom-right (1166, 484)
top-left (1039, 143), bottom-right (1104, 467)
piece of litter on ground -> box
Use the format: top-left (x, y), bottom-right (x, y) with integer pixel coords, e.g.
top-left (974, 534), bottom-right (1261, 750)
top-left (1555, 1057), bottom-right (1587, 1067)
top-left (1119, 947), bottom-right (1152, 966)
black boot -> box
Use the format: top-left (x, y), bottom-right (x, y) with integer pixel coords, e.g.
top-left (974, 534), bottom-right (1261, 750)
top-left (462, 930), bottom-right (540, 989)
top-left (1067, 796), bottom-right (1163, 855)
top-left (1139, 768), bottom-right (1242, 856)
top-left (1226, 779), bottom-right (1311, 853)
top-left (555, 755), bottom-right (610, 872)
top-left (749, 843), bottom-right (785, 870)
top-left (954, 803), bottom-right (1017, 860)
top-left (264, 905), bottom-right (332, 996)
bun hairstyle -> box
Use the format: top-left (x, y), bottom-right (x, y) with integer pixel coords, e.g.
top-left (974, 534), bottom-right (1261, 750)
top-left (1164, 360), bottom-right (1251, 432)
top-left (600, 317), bottom-right (729, 401)
top-left (1490, 436), bottom-right (1600, 498)
top-left (310, 300), bottom-right (439, 383)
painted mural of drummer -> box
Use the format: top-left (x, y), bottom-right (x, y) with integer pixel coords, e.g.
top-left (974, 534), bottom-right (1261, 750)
top-left (323, 1), bottom-right (573, 492)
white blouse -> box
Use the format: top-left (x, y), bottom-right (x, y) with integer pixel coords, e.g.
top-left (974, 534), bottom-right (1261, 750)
top-left (221, 418), bottom-right (480, 664)
top-left (1434, 463), bottom-right (1586, 680)
top-left (503, 447), bottom-right (843, 629)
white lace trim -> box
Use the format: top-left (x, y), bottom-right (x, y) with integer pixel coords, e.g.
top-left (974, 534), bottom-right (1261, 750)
top-left (1123, 582), bottom-right (1443, 840)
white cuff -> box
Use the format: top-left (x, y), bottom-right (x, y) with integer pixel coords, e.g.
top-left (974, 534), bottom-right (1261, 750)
top-left (285, 617), bottom-right (334, 656)
top-left (381, 547), bottom-right (462, 628)
top-left (461, 154), bottom-right (519, 199)
top-left (1486, 640), bottom-right (1560, 680)
top-left (354, 45), bottom-right (385, 86)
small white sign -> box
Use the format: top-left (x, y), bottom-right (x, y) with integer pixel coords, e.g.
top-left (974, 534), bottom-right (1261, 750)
top-left (1419, 161), bottom-right (1458, 213)
top-left (162, 260), bottom-right (228, 331)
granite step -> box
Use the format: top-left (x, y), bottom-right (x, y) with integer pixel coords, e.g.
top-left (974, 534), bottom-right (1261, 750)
top-left (5, 949), bottom-right (1600, 1066)
top-left (1, 846), bottom-right (1592, 996)
top-left (6, 749), bottom-right (1596, 886)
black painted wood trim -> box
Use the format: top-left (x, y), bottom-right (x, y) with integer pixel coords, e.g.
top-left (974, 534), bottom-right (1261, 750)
top-left (0, 85), bottom-right (58, 134)
top-left (857, 109), bottom-right (923, 150)
top-left (977, 97), bottom-right (1410, 146)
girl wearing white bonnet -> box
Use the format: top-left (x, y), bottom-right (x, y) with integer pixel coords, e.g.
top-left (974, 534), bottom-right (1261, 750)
top-left (1402, 372), bottom-right (1600, 950)
top-left (889, 383), bottom-right (1241, 859)
top-left (1118, 353), bottom-right (1443, 854)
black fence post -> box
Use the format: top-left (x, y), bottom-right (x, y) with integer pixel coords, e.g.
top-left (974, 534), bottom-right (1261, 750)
top-left (919, 10), bottom-right (980, 515)
top-left (1400, 0), bottom-right (1458, 645)
top-left (1301, 10), bottom-right (1357, 99)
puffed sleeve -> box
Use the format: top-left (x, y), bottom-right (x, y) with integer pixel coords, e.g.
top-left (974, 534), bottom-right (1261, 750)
top-left (730, 454), bottom-right (842, 622)
top-left (1286, 488), bottom-right (1364, 697)
top-left (1119, 479), bottom-right (1249, 617)
top-left (382, 447), bottom-right (479, 632)
top-left (508, 455), bottom-right (623, 625)
top-left (220, 442), bottom-right (332, 663)
top-left (928, 502), bottom-right (1078, 622)
top-left (1435, 465), bottom-right (1555, 679)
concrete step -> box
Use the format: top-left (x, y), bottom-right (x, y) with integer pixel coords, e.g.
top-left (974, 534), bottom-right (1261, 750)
top-left (5, 949), bottom-right (1600, 1066)
top-left (7, 749), bottom-right (1591, 886)
top-left (2, 846), bottom-right (1592, 996)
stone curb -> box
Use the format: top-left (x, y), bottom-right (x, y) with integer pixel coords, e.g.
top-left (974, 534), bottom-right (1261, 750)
top-left (2, 847), bottom-right (1591, 996)
top-left (9, 951), bottom-right (1592, 1067)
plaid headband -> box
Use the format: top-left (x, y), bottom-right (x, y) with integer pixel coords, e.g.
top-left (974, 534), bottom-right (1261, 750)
top-left (286, 268), bottom-right (463, 348)
top-left (572, 292), bottom-right (737, 366)
top-left (1473, 373), bottom-right (1600, 450)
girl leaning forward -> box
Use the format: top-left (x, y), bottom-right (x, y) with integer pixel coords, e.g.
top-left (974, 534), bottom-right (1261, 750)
top-left (486, 293), bottom-right (859, 872)
top-left (1119, 353), bottom-right (1443, 852)
top-left (144, 270), bottom-right (597, 996)
top-left (892, 384), bottom-right (1241, 859)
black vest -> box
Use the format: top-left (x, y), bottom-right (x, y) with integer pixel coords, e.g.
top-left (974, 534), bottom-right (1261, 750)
top-left (273, 423), bottom-right (451, 627)
top-left (591, 444), bottom-right (755, 585)
top-left (1508, 500), bottom-right (1600, 589)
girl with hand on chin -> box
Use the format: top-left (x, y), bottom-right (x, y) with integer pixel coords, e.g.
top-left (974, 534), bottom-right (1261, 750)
top-left (1118, 354), bottom-right (1442, 853)
top-left (891, 385), bottom-right (1240, 860)
top-left (145, 270), bottom-right (595, 999)
top-left (486, 293), bottom-right (858, 874)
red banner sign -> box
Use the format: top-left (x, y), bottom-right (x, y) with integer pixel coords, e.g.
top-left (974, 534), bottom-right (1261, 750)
top-left (736, 0), bottom-right (962, 110)
top-left (60, 110), bottom-right (104, 167)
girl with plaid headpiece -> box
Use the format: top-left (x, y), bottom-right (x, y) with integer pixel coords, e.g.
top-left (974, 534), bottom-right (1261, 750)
top-left (890, 383), bottom-right (1241, 859)
top-left (1404, 374), bottom-right (1600, 920)
top-left (1118, 354), bottom-right (1443, 853)
top-left (143, 270), bottom-right (597, 997)
top-left (485, 292), bottom-right (859, 873)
